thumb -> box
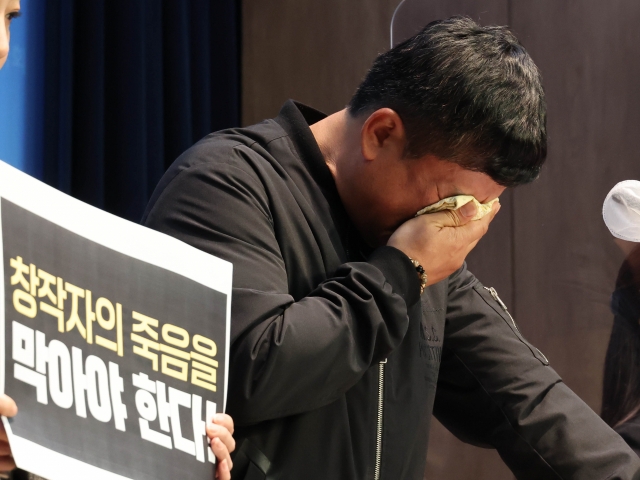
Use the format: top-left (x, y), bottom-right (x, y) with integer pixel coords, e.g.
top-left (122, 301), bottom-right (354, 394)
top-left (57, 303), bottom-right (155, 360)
top-left (440, 200), bottom-right (477, 227)
top-left (0, 394), bottom-right (17, 417)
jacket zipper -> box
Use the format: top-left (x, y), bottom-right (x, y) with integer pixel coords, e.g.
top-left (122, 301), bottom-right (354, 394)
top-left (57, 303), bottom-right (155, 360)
top-left (483, 287), bottom-right (549, 364)
top-left (484, 286), bottom-right (518, 331)
top-left (374, 359), bottom-right (387, 480)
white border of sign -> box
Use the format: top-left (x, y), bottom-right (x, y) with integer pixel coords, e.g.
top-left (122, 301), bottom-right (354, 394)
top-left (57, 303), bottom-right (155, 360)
top-left (0, 160), bottom-right (233, 480)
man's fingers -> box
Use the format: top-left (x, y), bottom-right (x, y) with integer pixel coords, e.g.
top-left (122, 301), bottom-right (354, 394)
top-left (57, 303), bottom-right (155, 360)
top-left (0, 426), bottom-right (7, 443)
top-left (432, 200), bottom-right (477, 228)
top-left (431, 198), bottom-right (501, 230)
top-left (0, 441), bottom-right (11, 456)
top-left (208, 414), bottom-right (235, 480)
top-left (453, 215), bottom-right (489, 245)
top-left (454, 199), bottom-right (479, 224)
top-left (210, 437), bottom-right (233, 472)
top-left (216, 458), bottom-right (231, 480)
top-left (0, 455), bottom-right (15, 471)
top-left (0, 395), bottom-right (17, 418)
top-left (211, 413), bottom-right (234, 436)
top-left (207, 424), bottom-right (236, 454)
top-left (456, 201), bottom-right (501, 242)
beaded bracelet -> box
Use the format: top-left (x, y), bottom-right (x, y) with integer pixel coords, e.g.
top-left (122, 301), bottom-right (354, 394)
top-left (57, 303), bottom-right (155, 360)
top-left (408, 258), bottom-right (428, 295)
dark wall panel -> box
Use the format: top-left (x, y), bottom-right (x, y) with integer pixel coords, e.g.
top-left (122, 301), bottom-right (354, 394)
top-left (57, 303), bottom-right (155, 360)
top-left (510, 0), bottom-right (640, 411)
top-left (391, 0), bottom-right (508, 45)
top-left (242, 0), bottom-right (399, 126)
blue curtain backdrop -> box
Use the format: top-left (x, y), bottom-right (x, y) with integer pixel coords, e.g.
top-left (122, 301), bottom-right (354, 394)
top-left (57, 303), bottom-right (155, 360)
top-left (2, 0), bottom-right (240, 222)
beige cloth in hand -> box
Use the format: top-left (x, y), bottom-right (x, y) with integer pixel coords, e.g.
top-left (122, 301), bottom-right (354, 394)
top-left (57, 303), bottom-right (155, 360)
top-left (415, 195), bottom-right (499, 221)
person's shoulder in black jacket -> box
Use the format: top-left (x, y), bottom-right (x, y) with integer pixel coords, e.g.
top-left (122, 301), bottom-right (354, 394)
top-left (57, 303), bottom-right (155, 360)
top-left (617, 415), bottom-right (640, 457)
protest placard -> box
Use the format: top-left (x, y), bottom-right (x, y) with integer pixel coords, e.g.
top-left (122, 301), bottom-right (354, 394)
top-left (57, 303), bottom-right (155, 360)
top-left (0, 161), bottom-right (232, 480)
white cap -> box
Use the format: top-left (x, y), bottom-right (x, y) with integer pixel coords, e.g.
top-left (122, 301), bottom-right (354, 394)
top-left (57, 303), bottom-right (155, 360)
top-left (603, 180), bottom-right (640, 241)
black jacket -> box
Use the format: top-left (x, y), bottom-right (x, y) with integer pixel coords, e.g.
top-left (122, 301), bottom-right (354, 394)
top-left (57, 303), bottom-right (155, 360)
top-left (617, 415), bottom-right (640, 458)
top-left (142, 101), bottom-right (640, 480)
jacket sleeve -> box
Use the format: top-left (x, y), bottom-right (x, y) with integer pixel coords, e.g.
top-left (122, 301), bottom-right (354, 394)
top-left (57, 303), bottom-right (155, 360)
top-left (434, 264), bottom-right (640, 480)
top-left (143, 153), bottom-right (420, 426)
top-left (616, 421), bottom-right (640, 458)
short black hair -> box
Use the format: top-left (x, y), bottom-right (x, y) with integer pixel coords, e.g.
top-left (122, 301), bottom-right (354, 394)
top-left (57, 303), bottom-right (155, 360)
top-left (349, 16), bottom-right (546, 187)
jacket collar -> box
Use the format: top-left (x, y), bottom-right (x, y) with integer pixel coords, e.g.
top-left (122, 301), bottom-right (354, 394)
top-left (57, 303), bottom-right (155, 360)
top-left (274, 100), bottom-right (370, 259)
top-left (274, 100), bottom-right (339, 200)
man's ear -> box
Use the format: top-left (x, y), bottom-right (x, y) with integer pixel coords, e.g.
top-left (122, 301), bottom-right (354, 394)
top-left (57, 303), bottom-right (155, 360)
top-left (360, 108), bottom-right (407, 162)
